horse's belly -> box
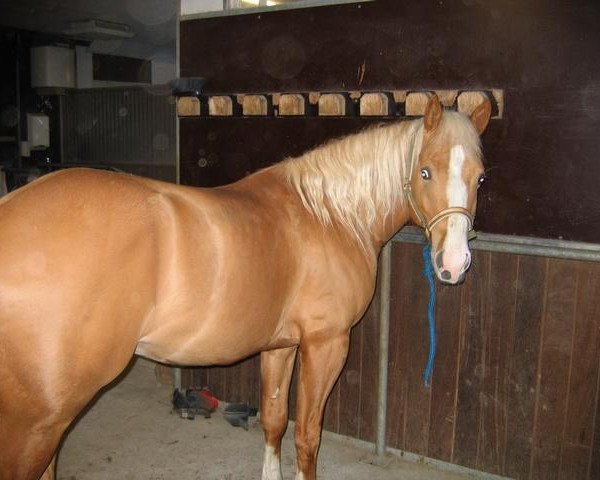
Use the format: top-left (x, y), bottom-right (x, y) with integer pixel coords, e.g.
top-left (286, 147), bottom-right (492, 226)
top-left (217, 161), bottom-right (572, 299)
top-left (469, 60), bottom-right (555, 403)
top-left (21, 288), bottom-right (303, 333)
top-left (134, 306), bottom-right (287, 367)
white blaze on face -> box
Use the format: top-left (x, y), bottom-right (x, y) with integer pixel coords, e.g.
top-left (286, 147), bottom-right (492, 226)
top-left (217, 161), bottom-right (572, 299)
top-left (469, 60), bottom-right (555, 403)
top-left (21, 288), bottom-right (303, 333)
top-left (447, 145), bottom-right (467, 213)
top-left (262, 445), bottom-right (282, 480)
top-left (441, 145), bottom-right (470, 280)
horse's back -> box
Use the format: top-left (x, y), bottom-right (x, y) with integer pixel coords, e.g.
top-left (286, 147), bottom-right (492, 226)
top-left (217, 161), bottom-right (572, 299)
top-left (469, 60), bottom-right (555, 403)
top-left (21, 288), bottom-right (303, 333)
top-left (0, 168), bottom-right (296, 370)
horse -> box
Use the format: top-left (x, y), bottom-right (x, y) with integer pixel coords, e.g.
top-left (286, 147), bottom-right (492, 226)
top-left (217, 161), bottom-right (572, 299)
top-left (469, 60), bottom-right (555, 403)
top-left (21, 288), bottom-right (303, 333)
top-left (0, 94), bottom-right (491, 480)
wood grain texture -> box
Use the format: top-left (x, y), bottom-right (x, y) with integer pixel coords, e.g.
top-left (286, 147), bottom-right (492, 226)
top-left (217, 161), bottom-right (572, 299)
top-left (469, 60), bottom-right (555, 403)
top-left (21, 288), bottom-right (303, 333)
top-left (504, 256), bottom-right (547, 479)
top-left (278, 94), bottom-right (306, 116)
top-left (531, 260), bottom-right (578, 480)
top-left (452, 251), bottom-right (489, 469)
top-left (562, 262), bottom-right (600, 452)
top-left (180, 0), bottom-right (600, 243)
top-left (590, 380), bottom-right (600, 480)
top-left (479, 252), bottom-right (518, 474)
top-left (560, 444), bottom-right (591, 480)
top-left (427, 273), bottom-right (463, 462)
top-left (399, 244), bottom-right (432, 456)
top-left (386, 243), bottom-right (410, 449)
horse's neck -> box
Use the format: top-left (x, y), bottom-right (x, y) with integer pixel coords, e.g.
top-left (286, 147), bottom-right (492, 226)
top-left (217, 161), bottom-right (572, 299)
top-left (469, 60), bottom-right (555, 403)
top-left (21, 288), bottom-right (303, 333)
top-left (368, 200), bottom-right (410, 250)
top-left (243, 120), bottom-right (417, 252)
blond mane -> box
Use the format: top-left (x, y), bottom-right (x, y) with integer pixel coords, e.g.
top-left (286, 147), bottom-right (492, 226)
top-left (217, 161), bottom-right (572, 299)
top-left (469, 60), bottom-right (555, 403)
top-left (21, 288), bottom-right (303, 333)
top-left (277, 112), bottom-right (481, 247)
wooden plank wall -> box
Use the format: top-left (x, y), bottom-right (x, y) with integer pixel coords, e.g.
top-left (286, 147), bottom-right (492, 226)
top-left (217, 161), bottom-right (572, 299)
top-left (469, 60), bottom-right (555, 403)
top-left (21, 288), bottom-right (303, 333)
top-left (187, 244), bottom-right (600, 479)
top-left (180, 0), bottom-right (600, 243)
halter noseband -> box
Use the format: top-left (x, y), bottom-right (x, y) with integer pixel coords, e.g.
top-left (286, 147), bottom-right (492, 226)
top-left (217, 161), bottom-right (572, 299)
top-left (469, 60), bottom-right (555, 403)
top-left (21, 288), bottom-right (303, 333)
top-left (402, 127), bottom-right (476, 241)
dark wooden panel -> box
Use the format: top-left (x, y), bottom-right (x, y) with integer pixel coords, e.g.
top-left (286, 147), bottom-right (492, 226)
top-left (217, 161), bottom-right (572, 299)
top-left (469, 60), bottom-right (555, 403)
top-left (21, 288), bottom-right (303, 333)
top-left (288, 358), bottom-right (299, 421)
top-left (531, 260), bottom-right (578, 479)
top-left (560, 444), bottom-right (591, 480)
top-left (591, 388), bottom-right (600, 480)
top-left (569, 262), bottom-right (600, 480)
top-left (187, 367), bottom-right (197, 388)
top-left (206, 366), bottom-right (227, 401)
top-left (398, 244), bottom-right (432, 456)
top-left (453, 251), bottom-right (489, 469)
top-left (226, 359), bottom-right (260, 406)
top-left (563, 263), bottom-right (600, 447)
top-left (181, 0), bottom-right (600, 243)
top-left (504, 256), bottom-right (547, 479)
top-left (479, 252), bottom-right (519, 474)
top-left (426, 273), bottom-right (463, 462)
top-left (179, 117), bottom-right (374, 188)
top-left (386, 243), bottom-right (411, 449)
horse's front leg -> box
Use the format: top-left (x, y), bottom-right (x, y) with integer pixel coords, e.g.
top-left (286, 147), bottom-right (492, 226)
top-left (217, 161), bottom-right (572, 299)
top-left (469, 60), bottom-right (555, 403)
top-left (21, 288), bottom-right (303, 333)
top-left (294, 333), bottom-right (350, 480)
top-left (260, 346), bottom-right (298, 480)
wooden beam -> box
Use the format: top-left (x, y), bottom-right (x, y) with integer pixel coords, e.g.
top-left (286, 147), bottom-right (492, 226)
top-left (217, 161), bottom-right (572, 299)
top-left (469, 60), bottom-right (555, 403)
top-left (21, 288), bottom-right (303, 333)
top-left (278, 94), bottom-right (305, 116)
top-left (209, 96), bottom-right (233, 116)
top-left (318, 93), bottom-right (346, 116)
top-left (360, 92), bottom-right (390, 116)
top-left (238, 94), bottom-right (268, 115)
top-left (405, 91), bottom-right (432, 116)
top-left (457, 91), bottom-right (489, 116)
top-left (177, 97), bottom-right (200, 117)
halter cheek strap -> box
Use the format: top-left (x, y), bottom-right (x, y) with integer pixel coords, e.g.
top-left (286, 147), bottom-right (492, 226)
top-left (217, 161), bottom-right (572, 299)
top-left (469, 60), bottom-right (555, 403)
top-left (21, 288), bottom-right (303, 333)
top-left (403, 126), bottom-right (476, 241)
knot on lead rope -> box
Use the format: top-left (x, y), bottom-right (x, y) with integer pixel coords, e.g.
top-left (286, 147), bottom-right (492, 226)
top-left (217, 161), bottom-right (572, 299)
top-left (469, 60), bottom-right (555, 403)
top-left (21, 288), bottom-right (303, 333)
top-left (422, 245), bottom-right (436, 388)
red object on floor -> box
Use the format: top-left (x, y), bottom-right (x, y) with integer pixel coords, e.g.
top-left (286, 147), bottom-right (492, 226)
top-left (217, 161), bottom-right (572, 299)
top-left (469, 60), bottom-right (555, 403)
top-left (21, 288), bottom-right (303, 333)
top-left (196, 388), bottom-right (219, 411)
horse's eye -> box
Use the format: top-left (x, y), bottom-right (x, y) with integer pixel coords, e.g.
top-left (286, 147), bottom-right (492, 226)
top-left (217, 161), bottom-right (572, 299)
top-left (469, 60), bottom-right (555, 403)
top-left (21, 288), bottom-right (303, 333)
top-left (420, 168), bottom-right (431, 180)
top-left (477, 174), bottom-right (486, 187)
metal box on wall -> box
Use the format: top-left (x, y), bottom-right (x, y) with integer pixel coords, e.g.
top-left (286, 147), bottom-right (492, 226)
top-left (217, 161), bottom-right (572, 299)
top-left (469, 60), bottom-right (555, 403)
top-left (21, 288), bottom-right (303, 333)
top-left (30, 46), bottom-right (75, 90)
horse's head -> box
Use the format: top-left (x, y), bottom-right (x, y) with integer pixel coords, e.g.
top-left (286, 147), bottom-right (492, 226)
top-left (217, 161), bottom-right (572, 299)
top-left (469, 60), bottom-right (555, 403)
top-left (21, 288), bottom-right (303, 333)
top-left (405, 94), bottom-right (491, 284)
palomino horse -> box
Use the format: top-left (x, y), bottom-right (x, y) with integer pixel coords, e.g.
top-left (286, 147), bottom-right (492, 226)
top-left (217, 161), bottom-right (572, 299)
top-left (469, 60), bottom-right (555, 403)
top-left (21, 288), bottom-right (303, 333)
top-left (0, 94), bottom-right (490, 480)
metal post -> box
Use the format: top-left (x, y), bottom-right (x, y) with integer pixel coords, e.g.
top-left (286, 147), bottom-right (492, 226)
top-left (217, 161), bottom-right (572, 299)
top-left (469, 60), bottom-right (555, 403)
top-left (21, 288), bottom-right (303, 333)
top-left (174, 7), bottom-right (182, 393)
top-left (392, 226), bottom-right (600, 263)
top-left (376, 241), bottom-right (392, 457)
top-left (174, 367), bottom-right (182, 392)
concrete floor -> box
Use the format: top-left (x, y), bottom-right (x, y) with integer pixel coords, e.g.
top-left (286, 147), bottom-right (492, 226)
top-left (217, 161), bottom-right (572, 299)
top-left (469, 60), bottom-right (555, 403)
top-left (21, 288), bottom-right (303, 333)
top-left (56, 359), bottom-right (488, 480)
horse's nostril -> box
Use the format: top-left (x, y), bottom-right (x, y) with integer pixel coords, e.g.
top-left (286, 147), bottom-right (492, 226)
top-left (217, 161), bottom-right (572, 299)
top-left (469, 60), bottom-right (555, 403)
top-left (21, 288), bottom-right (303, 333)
top-left (463, 253), bottom-right (471, 270)
top-left (441, 270), bottom-right (452, 281)
top-left (435, 251), bottom-right (444, 269)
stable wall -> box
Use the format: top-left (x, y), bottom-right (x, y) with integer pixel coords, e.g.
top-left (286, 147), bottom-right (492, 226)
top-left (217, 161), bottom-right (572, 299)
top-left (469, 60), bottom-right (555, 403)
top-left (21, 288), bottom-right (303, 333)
top-left (177, 1), bottom-right (600, 478)
top-left (186, 244), bottom-right (600, 479)
top-left (180, 0), bottom-right (600, 243)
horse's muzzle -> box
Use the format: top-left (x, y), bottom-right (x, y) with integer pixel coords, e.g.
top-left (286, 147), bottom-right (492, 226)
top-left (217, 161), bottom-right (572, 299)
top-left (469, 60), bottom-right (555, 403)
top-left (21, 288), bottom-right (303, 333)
top-left (434, 249), bottom-right (472, 284)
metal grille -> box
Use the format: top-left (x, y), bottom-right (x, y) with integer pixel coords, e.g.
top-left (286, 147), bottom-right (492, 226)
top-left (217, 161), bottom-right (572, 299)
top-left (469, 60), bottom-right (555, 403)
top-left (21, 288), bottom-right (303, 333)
top-left (61, 87), bottom-right (176, 175)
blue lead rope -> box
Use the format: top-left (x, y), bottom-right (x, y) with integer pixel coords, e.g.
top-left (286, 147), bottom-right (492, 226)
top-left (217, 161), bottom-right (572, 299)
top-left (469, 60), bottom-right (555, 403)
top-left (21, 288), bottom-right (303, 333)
top-left (422, 245), bottom-right (436, 388)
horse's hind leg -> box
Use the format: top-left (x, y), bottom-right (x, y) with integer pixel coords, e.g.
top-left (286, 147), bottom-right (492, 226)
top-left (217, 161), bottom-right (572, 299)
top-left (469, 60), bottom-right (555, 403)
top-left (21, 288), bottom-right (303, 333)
top-left (260, 346), bottom-right (297, 480)
top-left (294, 334), bottom-right (350, 480)
top-left (0, 415), bottom-right (64, 480)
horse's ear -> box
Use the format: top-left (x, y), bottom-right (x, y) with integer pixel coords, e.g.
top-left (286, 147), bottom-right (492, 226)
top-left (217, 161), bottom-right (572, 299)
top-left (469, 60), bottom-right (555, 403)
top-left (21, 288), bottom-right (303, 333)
top-left (470, 99), bottom-right (492, 135)
top-left (424, 94), bottom-right (443, 132)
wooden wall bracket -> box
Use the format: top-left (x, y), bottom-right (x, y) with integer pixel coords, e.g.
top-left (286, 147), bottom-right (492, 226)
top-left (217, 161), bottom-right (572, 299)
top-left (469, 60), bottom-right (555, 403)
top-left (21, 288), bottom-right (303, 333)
top-left (177, 89), bottom-right (503, 119)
